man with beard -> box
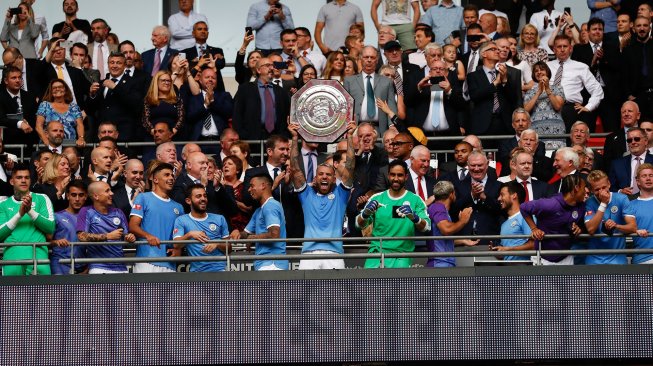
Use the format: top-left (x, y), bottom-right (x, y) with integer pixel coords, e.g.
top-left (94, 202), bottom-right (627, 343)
top-left (50, 180), bottom-right (88, 275)
top-left (77, 181), bottom-right (136, 274)
top-left (119, 40), bottom-right (151, 95)
top-left (288, 121), bottom-right (355, 270)
top-left (356, 159), bottom-right (431, 268)
top-left (51, 0), bottom-right (92, 41)
top-left (129, 162), bottom-right (184, 273)
top-left (173, 184), bottom-right (231, 272)
top-left (490, 181), bottom-right (532, 261)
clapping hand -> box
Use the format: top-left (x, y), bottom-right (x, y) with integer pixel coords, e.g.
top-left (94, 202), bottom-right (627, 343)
top-left (397, 205), bottom-right (419, 223)
top-left (361, 200), bottom-right (379, 219)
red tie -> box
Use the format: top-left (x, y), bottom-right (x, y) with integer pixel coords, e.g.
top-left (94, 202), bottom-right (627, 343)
top-left (417, 176), bottom-right (426, 201)
top-left (522, 180), bottom-right (530, 202)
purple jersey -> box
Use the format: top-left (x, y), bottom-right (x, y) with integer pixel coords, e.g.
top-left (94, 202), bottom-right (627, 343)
top-left (520, 193), bottom-right (585, 262)
top-left (76, 206), bottom-right (129, 271)
top-left (426, 202), bottom-right (455, 267)
top-left (52, 210), bottom-right (86, 273)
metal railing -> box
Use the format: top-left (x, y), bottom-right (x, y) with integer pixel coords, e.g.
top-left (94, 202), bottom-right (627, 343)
top-left (0, 232), bottom-right (648, 275)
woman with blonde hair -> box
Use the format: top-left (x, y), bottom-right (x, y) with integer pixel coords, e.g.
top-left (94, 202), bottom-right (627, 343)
top-left (0, 2), bottom-right (40, 59)
top-left (142, 70), bottom-right (184, 138)
top-left (32, 153), bottom-right (72, 211)
top-left (518, 24), bottom-right (548, 66)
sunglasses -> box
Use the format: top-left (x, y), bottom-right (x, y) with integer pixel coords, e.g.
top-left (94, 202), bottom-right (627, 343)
top-left (627, 136), bottom-right (643, 143)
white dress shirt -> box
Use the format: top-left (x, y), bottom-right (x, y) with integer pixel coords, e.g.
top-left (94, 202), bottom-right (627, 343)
top-left (515, 176), bottom-right (534, 201)
top-left (92, 41), bottom-right (110, 76)
top-left (409, 168), bottom-right (428, 200)
top-left (546, 58), bottom-right (604, 111)
top-left (300, 48), bottom-right (327, 77)
top-left (409, 49), bottom-right (426, 68)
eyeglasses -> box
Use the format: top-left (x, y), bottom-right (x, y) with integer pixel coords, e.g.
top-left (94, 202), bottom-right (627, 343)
top-left (627, 136), bottom-right (643, 143)
top-left (391, 141), bottom-right (411, 147)
top-left (484, 47), bottom-right (499, 52)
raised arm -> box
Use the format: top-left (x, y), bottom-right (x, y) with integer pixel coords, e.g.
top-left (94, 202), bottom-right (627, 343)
top-left (341, 121), bottom-right (357, 187)
top-left (288, 122), bottom-right (306, 189)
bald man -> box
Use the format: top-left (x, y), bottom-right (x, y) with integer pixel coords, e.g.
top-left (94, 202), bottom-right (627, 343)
top-left (112, 159), bottom-right (145, 218)
top-left (603, 101), bottom-right (641, 172)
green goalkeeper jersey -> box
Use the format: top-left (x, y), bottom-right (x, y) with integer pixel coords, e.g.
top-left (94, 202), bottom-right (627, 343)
top-left (0, 193), bottom-right (55, 260)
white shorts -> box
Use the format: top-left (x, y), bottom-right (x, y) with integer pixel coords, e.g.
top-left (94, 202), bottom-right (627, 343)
top-left (88, 268), bottom-right (128, 274)
top-left (533, 255), bottom-right (574, 266)
top-left (299, 250), bottom-right (346, 270)
top-left (133, 263), bottom-right (175, 273)
top-left (257, 263), bottom-right (285, 271)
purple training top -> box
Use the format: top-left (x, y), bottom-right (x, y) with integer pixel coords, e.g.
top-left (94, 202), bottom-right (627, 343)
top-left (520, 193), bottom-right (585, 263)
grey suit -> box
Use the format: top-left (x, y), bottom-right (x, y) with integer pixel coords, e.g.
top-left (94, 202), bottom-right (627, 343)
top-left (0, 19), bottom-right (40, 59)
top-left (343, 73), bottom-right (397, 135)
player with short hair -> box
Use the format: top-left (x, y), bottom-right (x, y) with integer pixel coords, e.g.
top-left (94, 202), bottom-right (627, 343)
top-left (50, 180), bottom-right (88, 274)
top-left (491, 181), bottom-right (533, 261)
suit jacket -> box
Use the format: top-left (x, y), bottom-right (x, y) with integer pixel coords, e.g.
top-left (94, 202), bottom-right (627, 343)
top-left (23, 58), bottom-right (44, 101)
top-left (497, 136), bottom-right (547, 168)
top-left (571, 39), bottom-right (620, 93)
top-left (621, 39), bottom-right (653, 98)
top-left (353, 146), bottom-right (387, 192)
top-left (125, 68), bottom-right (151, 97)
top-left (142, 47), bottom-right (178, 76)
top-left (467, 66), bottom-right (522, 135)
top-left (602, 130), bottom-right (628, 173)
top-left (185, 89), bottom-right (233, 141)
top-left (405, 172), bottom-right (436, 200)
top-left (404, 66), bottom-right (465, 134)
top-left (183, 44), bottom-right (226, 92)
top-left (343, 73), bottom-right (397, 135)
top-left (513, 178), bottom-right (549, 200)
top-left (461, 49), bottom-right (483, 75)
top-left (609, 153), bottom-right (653, 192)
top-left (450, 174), bottom-right (502, 246)
top-left (86, 74), bottom-right (144, 141)
top-left (232, 81), bottom-right (290, 140)
top-left (171, 173), bottom-right (238, 217)
top-left (0, 19), bottom-right (40, 59)
top-left (111, 182), bottom-right (133, 218)
top-left (0, 87), bottom-right (38, 146)
top-left (86, 42), bottom-right (119, 68)
top-left (241, 165), bottom-right (304, 238)
top-left (41, 62), bottom-right (91, 111)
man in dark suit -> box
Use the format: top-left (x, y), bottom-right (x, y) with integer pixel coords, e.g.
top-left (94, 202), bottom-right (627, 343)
top-left (622, 16), bottom-right (653, 120)
top-left (268, 53), bottom-right (296, 95)
top-left (609, 127), bottom-right (653, 194)
top-left (171, 151), bottom-right (237, 217)
top-left (182, 21), bottom-right (226, 92)
top-left (518, 129), bottom-right (553, 182)
top-left (406, 145), bottom-right (437, 203)
top-left (0, 66), bottom-right (38, 150)
top-left (119, 40), bottom-right (151, 96)
top-left (344, 46), bottom-right (397, 136)
top-left (571, 18), bottom-right (622, 132)
top-left (41, 39), bottom-right (91, 112)
top-left (382, 40), bottom-right (416, 95)
top-left (242, 135), bottom-right (304, 238)
top-left (549, 147), bottom-right (586, 195)
top-left (1, 47), bottom-right (43, 101)
top-left (511, 148), bottom-right (549, 201)
top-left (479, 13), bottom-right (502, 40)
top-left (142, 25), bottom-right (178, 77)
top-left (353, 122), bottom-right (387, 193)
top-left (111, 159), bottom-right (144, 218)
top-left (232, 57), bottom-right (290, 140)
top-left (86, 52), bottom-right (144, 142)
top-left (185, 68), bottom-right (233, 149)
top-left (497, 108), bottom-right (546, 169)
top-left (87, 19), bottom-right (118, 77)
top-left (603, 101), bottom-right (641, 173)
top-left (460, 23), bottom-right (485, 75)
top-left (496, 36), bottom-right (524, 107)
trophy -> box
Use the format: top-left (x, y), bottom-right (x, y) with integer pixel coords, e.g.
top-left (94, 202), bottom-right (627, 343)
top-left (290, 79), bottom-right (354, 143)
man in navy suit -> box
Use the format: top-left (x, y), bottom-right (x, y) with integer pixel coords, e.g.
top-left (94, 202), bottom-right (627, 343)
top-left (1, 47), bottom-right (43, 102)
top-left (112, 159), bottom-right (144, 219)
top-left (142, 25), bottom-right (178, 77)
top-left (511, 148), bottom-right (549, 201)
top-left (497, 109), bottom-right (546, 169)
top-left (41, 39), bottom-right (91, 111)
top-left (182, 21), bottom-right (226, 92)
top-left (406, 145), bottom-right (436, 204)
top-left (609, 127), bottom-right (653, 194)
top-left (185, 68), bottom-right (233, 147)
top-left (0, 66), bottom-right (38, 149)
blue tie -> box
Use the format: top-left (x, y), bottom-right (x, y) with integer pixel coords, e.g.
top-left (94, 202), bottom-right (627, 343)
top-left (430, 90), bottom-right (442, 129)
top-left (366, 75), bottom-right (376, 119)
top-left (306, 152), bottom-right (315, 183)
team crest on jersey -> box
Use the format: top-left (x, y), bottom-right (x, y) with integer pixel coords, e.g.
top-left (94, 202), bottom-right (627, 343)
top-left (328, 193), bottom-right (335, 200)
top-left (510, 220), bottom-right (517, 227)
top-left (611, 206), bottom-right (618, 214)
top-left (571, 211), bottom-right (579, 219)
top-left (209, 224), bottom-right (217, 231)
top-left (113, 217), bottom-right (121, 226)
top-left (173, 208), bottom-right (180, 215)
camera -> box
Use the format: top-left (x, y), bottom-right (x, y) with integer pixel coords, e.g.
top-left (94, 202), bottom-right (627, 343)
top-left (9, 8), bottom-right (21, 16)
top-left (429, 76), bottom-right (445, 85)
top-left (272, 61), bottom-right (288, 70)
top-left (467, 34), bottom-right (483, 42)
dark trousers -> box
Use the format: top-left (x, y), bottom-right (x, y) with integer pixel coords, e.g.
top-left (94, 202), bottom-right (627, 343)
top-left (561, 102), bottom-right (594, 132)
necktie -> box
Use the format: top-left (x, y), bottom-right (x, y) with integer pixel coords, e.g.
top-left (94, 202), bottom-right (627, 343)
top-left (430, 90), bottom-right (442, 128)
top-left (56, 65), bottom-right (64, 80)
top-left (199, 44), bottom-right (206, 57)
top-left (124, 69), bottom-right (131, 77)
top-left (111, 78), bottom-right (118, 84)
top-left (593, 44), bottom-right (604, 84)
top-left (13, 96), bottom-right (21, 113)
top-left (152, 49), bottom-right (162, 76)
top-left (393, 66), bottom-right (403, 96)
top-left (417, 176), bottom-right (426, 201)
top-left (553, 60), bottom-right (564, 86)
top-left (273, 79), bottom-right (281, 86)
top-left (194, 179), bottom-right (201, 184)
top-left (302, 50), bottom-right (308, 57)
top-left (362, 152), bottom-right (370, 163)
top-left (129, 188), bottom-right (136, 201)
top-left (97, 175), bottom-right (106, 182)
top-left (273, 167), bottom-right (279, 179)
top-left (366, 75), bottom-right (376, 119)
top-left (306, 152), bottom-right (316, 183)
top-left (468, 51), bottom-right (477, 74)
top-left (203, 111), bottom-right (213, 130)
top-left (459, 167), bottom-right (467, 181)
top-left (97, 44), bottom-right (105, 76)
top-left (489, 70), bottom-right (499, 113)
top-left (521, 180), bottom-right (530, 202)
top-left (51, 148), bottom-right (58, 154)
top-left (634, 157), bottom-right (642, 193)
top-left (263, 86), bottom-right (275, 133)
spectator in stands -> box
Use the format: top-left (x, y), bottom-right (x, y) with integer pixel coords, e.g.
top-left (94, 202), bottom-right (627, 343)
top-left (518, 129), bottom-right (553, 183)
top-left (498, 109), bottom-right (545, 168)
top-left (571, 18), bottom-right (621, 132)
top-left (43, 39), bottom-right (91, 113)
top-left (373, 133), bottom-right (414, 192)
top-left (36, 79), bottom-right (84, 147)
top-left (51, 0), bottom-right (91, 41)
top-left (173, 184), bottom-right (231, 272)
top-left (77, 181), bottom-right (135, 274)
top-left (50, 180), bottom-right (88, 275)
top-left (323, 51), bottom-right (347, 83)
top-left (443, 44), bottom-right (465, 82)
top-left (186, 67), bottom-right (233, 146)
top-left (547, 34), bottom-right (604, 131)
top-left (181, 143), bottom-right (201, 163)
top-left (38, 121), bottom-right (64, 156)
top-left (381, 39), bottom-right (409, 98)
top-left (479, 13), bottom-right (500, 40)
top-left (615, 13), bottom-right (632, 51)
top-left (70, 43), bottom-right (100, 92)
top-left (603, 101), bottom-right (641, 171)
top-left (142, 71), bottom-right (184, 138)
top-left (288, 120), bottom-right (355, 270)
top-left (420, 0), bottom-right (463, 45)
top-left (268, 53), bottom-right (296, 94)
top-left (461, 23), bottom-right (486, 75)
top-left (219, 128), bottom-right (240, 164)
top-left (495, 36), bottom-right (524, 99)
top-left (609, 127), bottom-right (653, 195)
top-left (129, 162), bottom-right (184, 273)
top-left (375, 25), bottom-right (396, 67)
top-left (491, 181), bottom-right (532, 260)
top-left (0, 65), bottom-right (38, 148)
top-left (638, 3), bottom-right (653, 20)
top-left (234, 33), bottom-right (260, 85)
top-left (112, 159), bottom-right (144, 219)
top-left (247, 0), bottom-right (294, 56)
top-left (32, 153), bottom-right (71, 212)
top-left (521, 174), bottom-right (586, 265)
top-left (293, 27), bottom-right (326, 77)
top-left (295, 64), bottom-right (318, 91)
top-left (345, 46), bottom-right (397, 136)
top-left (0, 164), bottom-right (54, 276)
top-left (30, 148), bottom-right (52, 185)
top-left (623, 16), bottom-right (653, 120)
top-left (588, 0), bottom-right (619, 34)
top-left (585, 169), bottom-right (636, 265)
top-left (467, 41), bottom-right (518, 137)
top-left (372, 0), bottom-right (420, 50)
top-left (408, 27), bottom-right (434, 68)
top-left (168, 0), bottom-right (208, 51)
top-left (518, 24), bottom-right (549, 67)
top-left (88, 19), bottom-right (116, 77)
top-left (524, 61), bottom-right (565, 149)
top-left (641, 121), bottom-right (653, 154)
top-left (183, 24), bottom-right (225, 90)
top-left (438, 140), bottom-right (472, 181)
top-left (454, 4), bottom-right (478, 55)
top-left (230, 174), bottom-right (289, 271)
top-left (406, 145), bottom-right (436, 204)
top-left (506, 147), bottom-right (548, 200)
top-left (0, 137), bottom-right (16, 198)
top-left (631, 163), bottom-right (653, 264)
top-left (315, 0), bottom-right (364, 55)
top-left (2, 47), bottom-right (41, 97)
top-left (497, 16), bottom-right (511, 37)
top-left (550, 147), bottom-right (581, 193)
top-left (119, 40), bottom-right (150, 95)
top-left (87, 146), bottom-right (120, 188)
top-left (353, 122), bottom-right (386, 193)
top-left (357, 159), bottom-right (431, 268)
top-left (221, 155), bottom-right (251, 231)
top-left (233, 57), bottom-right (291, 141)
top-left (426, 180), bottom-right (475, 267)
top-left (529, 0), bottom-right (564, 55)
top-left (22, 0), bottom-right (49, 58)
top-left (142, 26), bottom-right (177, 77)
top-left (230, 141), bottom-right (254, 179)
top-left (1, 2), bottom-right (40, 59)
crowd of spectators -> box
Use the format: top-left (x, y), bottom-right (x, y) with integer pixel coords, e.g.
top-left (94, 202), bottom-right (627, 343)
top-left (2, 0), bottom-right (653, 275)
